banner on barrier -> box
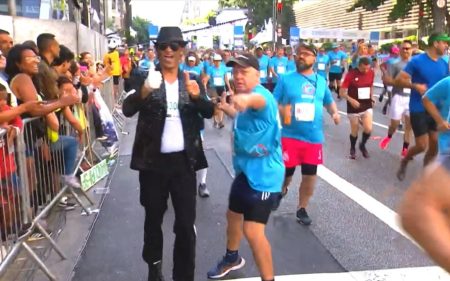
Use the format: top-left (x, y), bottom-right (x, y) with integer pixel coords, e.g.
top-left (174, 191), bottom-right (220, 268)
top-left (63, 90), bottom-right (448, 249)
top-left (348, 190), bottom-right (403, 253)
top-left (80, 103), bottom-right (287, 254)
top-left (80, 159), bottom-right (109, 192)
top-left (296, 27), bottom-right (372, 40)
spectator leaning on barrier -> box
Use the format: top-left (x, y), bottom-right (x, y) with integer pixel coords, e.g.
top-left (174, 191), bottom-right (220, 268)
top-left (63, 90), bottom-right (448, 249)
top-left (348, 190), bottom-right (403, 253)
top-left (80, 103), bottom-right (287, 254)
top-left (37, 33), bottom-right (60, 100)
top-left (122, 26), bottom-right (214, 281)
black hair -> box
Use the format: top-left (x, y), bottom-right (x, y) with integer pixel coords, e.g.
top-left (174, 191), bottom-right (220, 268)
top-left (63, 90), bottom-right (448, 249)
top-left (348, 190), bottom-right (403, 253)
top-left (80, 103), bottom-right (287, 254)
top-left (0, 29), bottom-right (10, 35)
top-left (358, 56), bottom-right (371, 66)
top-left (69, 60), bottom-right (79, 76)
top-left (0, 83), bottom-right (6, 91)
top-left (5, 44), bottom-right (38, 81)
top-left (52, 45), bottom-right (74, 66)
top-left (403, 40), bottom-right (413, 45)
top-left (79, 52), bottom-right (91, 62)
top-left (36, 33), bottom-right (56, 53)
top-left (22, 40), bottom-right (38, 53)
top-left (57, 75), bottom-right (72, 88)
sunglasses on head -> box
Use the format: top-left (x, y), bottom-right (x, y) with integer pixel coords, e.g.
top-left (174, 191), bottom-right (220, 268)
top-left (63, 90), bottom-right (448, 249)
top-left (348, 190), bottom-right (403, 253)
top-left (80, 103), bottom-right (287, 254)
top-left (156, 41), bottom-right (184, 51)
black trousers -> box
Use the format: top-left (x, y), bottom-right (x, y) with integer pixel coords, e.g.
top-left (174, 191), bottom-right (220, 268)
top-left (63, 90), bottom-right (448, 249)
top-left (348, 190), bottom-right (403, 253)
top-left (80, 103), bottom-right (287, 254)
top-left (139, 152), bottom-right (197, 281)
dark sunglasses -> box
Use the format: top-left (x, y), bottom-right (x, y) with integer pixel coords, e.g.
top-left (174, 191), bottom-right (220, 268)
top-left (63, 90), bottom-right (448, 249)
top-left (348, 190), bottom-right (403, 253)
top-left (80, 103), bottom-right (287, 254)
top-left (156, 41), bottom-right (184, 51)
top-left (402, 47), bottom-right (411, 50)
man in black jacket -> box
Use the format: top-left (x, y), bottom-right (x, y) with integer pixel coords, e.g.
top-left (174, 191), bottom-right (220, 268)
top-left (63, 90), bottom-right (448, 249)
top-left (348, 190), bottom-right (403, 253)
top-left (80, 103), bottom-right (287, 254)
top-left (122, 27), bottom-right (214, 281)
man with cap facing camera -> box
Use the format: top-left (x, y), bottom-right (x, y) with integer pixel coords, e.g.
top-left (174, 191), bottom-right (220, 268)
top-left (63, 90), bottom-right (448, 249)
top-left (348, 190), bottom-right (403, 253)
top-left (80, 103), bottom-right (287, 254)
top-left (207, 53), bottom-right (284, 281)
top-left (122, 26), bottom-right (214, 281)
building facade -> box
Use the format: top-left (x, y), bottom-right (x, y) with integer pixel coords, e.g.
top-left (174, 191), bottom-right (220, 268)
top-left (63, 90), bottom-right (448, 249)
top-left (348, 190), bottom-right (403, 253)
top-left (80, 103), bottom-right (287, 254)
top-left (293, 0), bottom-right (424, 41)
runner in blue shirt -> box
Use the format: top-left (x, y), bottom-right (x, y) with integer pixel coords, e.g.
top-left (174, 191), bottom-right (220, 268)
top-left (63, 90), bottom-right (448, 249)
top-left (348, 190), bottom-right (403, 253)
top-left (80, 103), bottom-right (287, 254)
top-left (255, 46), bottom-right (270, 90)
top-left (269, 46), bottom-right (289, 88)
top-left (273, 44), bottom-right (340, 225)
top-left (208, 53), bottom-right (283, 281)
top-left (314, 46), bottom-right (330, 79)
top-left (327, 43), bottom-right (347, 98)
top-left (395, 32), bottom-right (450, 180)
top-left (286, 46), bottom-right (297, 73)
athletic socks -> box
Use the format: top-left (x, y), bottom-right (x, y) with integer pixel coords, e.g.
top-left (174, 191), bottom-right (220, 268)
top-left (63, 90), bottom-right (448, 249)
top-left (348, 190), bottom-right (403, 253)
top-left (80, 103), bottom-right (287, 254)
top-left (361, 132), bottom-right (371, 146)
top-left (225, 249), bottom-right (238, 263)
top-left (197, 168), bottom-right (207, 184)
top-left (350, 135), bottom-right (358, 150)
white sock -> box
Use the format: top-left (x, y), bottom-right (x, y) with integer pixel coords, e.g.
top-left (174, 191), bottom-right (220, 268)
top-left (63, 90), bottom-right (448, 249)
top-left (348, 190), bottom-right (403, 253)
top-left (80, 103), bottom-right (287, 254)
top-left (197, 168), bottom-right (207, 184)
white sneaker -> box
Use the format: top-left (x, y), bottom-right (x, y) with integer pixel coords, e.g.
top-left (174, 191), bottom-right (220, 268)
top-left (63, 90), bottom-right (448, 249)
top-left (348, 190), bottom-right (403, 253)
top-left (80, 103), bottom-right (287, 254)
top-left (62, 175), bottom-right (81, 189)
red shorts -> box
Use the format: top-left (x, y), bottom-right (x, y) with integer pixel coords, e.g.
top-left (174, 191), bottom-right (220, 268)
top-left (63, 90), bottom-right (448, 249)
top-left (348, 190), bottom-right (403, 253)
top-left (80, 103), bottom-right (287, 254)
top-left (281, 138), bottom-right (323, 167)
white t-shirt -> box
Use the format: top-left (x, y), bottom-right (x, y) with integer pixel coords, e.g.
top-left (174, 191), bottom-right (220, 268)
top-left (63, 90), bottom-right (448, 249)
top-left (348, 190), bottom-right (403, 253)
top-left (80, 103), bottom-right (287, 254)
top-left (160, 80), bottom-right (185, 153)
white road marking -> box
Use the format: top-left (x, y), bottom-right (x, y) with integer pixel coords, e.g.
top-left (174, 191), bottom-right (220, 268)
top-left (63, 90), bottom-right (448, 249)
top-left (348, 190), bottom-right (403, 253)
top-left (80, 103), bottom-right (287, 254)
top-left (338, 110), bottom-right (404, 135)
top-left (233, 266), bottom-right (450, 281)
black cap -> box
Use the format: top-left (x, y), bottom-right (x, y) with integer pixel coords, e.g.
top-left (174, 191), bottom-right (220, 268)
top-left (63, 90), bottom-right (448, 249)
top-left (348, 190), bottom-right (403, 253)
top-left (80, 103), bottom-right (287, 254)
top-left (298, 43), bottom-right (318, 56)
top-left (226, 53), bottom-right (259, 71)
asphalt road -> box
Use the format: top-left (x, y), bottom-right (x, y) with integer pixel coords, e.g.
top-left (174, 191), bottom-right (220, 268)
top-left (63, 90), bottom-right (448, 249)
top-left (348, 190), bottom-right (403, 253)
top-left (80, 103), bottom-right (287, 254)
top-left (72, 85), bottom-right (444, 281)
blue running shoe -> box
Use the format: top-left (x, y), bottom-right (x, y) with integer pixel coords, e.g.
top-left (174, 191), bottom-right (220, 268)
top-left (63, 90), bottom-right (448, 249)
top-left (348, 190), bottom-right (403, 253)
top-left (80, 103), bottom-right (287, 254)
top-left (207, 255), bottom-right (245, 279)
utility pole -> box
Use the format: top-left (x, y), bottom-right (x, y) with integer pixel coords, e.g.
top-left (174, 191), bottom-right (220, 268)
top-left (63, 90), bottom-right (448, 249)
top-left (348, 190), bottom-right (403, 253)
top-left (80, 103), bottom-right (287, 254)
top-left (7, 0), bottom-right (16, 16)
top-left (272, 0), bottom-right (276, 50)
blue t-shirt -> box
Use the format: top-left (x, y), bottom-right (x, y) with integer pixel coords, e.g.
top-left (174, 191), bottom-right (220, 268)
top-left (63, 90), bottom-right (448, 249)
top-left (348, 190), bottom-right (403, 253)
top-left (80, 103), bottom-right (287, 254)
top-left (315, 54), bottom-right (330, 78)
top-left (182, 64), bottom-right (203, 79)
top-left (328, 51), bottom-right (346, 73)
top-left (233, 85), bottom-right (284, 193)
top-left (207, 65), bottom-right (227, 87)
top-left (287, 58), bottom-right (296, 73)
top-left (269, 56), bottom-right (289, 83)
top-left (404, 53), bottom-right (450, 113)
top-left (221, 62), bottom-right (233, 81)
top-left (258, 55), bottom-right (270, 83)
top-left (274, 72), bottom-right (333, 144)
top-left (203, 60), bottom-right (213, 74)
top-left (424, 77), bottom-right (450, 154)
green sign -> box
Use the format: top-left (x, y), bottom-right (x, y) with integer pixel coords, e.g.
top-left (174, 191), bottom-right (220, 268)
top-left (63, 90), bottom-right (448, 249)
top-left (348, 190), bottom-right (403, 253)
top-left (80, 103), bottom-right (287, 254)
top-left (80, 159), bottom-right (109, 191)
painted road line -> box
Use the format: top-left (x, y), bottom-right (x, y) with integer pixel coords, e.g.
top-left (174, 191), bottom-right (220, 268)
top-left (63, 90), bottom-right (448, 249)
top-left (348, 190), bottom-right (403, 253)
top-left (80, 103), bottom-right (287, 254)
top-left (338, 110), bottom-right (404, 134)
top-left (232, 266), bottom-right (450, 281)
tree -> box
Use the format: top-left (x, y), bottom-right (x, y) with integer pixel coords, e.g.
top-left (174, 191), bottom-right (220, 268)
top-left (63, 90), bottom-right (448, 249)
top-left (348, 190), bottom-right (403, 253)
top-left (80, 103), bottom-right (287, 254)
top-left (348, 0), bottom-right (449, 33)
top-left (132, 16), bottom-right (151, 45)
top-left (219, 0), bottom-right (297, 38)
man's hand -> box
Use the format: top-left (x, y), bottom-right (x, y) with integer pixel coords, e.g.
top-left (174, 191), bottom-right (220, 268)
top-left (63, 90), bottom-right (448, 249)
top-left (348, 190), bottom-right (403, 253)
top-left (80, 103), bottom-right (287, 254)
top-left (349, 98), bottom-right (360, 109)
top-left (60, 89), bottom-right (80, 106)
top-left (413, 83), bottom-right (428, 96)
top-left (232, 94), bottom-right (250, 112)
top-left (141, 67), bottom-right (163, 99)
top-left (332, 112), bottom-right (340, 125)
top-left (437, 121), bottom-right (450, 132)
top-left (184, 71), bottom-right (200, 99)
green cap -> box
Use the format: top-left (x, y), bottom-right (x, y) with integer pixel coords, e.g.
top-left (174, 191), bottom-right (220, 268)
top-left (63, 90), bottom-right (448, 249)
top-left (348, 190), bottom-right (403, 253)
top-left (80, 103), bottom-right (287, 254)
top-left (428, 32), bottom-right (450, 44)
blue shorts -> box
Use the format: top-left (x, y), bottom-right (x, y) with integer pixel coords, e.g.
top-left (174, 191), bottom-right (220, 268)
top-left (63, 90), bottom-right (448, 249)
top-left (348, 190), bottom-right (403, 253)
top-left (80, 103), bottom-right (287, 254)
top-left (0, 172), bottom-right (20, 193)
top-left (228, 173), bottom-right (280, 224)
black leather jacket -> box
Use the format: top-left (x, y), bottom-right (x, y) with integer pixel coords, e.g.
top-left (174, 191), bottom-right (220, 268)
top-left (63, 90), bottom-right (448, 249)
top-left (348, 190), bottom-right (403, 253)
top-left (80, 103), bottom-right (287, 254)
top-left (122, 69), bottom-right (214, 172)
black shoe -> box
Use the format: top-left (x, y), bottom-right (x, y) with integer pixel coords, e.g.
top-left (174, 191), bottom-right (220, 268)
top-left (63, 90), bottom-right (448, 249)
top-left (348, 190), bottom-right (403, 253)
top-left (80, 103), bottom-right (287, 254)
top-left (397, 159), bottom-right (408, 181)
top-left (379, 93), bottom-right (384, 102)
top-left (296, 208), bottom-right (312, 225)
top-left (198, 183), bottom-right (210, 198)
top-left (382, 104), bottom-right (388, 115)
top-left (359, 143), bottom-right (370, 158)
top-left (350, 147), bottom-right (356, 160)
top-left (148, 261), bottom-right (165, 281)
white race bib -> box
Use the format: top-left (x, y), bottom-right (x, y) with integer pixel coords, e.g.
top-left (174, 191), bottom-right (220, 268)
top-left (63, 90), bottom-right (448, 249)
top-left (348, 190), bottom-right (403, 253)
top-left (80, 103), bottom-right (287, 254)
top-left (295, 103), bottom-right (315, 122)
top-left (333, 60), bottom-right (341, 66)
top-left (260, 70), bottom-right (267, 78)
top-left (277, 66), bottom-right (286, 74)
top-left (358, 87), bottom-right (371, 100)
top-left (226, 72), bottom-right (232, 80)
top-left (403, 88), bottom-right (411, 94)
top-left (318, 63), bottom-right (326, 71)
top-left (387, 86), bottom-right (393, 92)
top-left (213, 77), bottom-right (224, 86)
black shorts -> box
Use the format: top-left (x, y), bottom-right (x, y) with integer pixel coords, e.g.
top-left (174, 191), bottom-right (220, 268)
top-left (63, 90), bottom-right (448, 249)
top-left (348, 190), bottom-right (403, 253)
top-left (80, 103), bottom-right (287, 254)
top-left (285, 164), bottom-right (318, 177)
top-left (329, 72), bottom-right (343, 82)
top-left (113, 75), bottom-right (120, 85)
top-left (410, 112), bottom-right (437, 137)
top-left (228, 173), bottom-right (280, 224)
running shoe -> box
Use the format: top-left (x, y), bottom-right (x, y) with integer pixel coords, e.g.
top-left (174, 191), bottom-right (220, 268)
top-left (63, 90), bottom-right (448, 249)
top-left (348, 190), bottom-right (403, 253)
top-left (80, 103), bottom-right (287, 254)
top-left (296, 208), bottom-right (312, 225)
top-left (401, 148), bottom-right (408, 158)
top-left (207, 255), bottom-right (245, 279)
top-left (198, 183), bottom-right (210, 198)
top-left (379, 137), bottom-right (391, 150)
top-left (397, 159), bottom-right (408, 181)
top-left (379, 93), bottom-right (384, 102)
top-left (350, 147), bottom-right (356, 160)
top-left (148, 260), bottom-right (165, 281)
top-left (382, 104), bottom-right (388, 115)
top-left (359, 143), bottom-right (370, 158)
top-left (59, 196), bottom-right (77, 211)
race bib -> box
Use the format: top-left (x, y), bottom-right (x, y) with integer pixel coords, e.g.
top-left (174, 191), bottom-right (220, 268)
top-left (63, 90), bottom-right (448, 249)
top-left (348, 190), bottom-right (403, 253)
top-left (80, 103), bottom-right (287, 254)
top-left (260, 70), bottom-right (267, 78)
top-left (277, 66), bottom-right (285, 74)
top-left (295, 103), bottom-right (315, 122)
top-left (226, 72), bottom-right (232, 80)
top-left (333, 60), bottom-right (341, 66)
top-left (403, 88), bottom-right (411, 94)
top-left (213, 77), bottom-right (224, 86)
top-left (358, 87), bottom-right (371, 100)
top-left (318, 63), bottom-right (326, 71)
top-left (167, 101), bottom-right (179, 117)
top-left (387, 86), bottom-right (393, 92)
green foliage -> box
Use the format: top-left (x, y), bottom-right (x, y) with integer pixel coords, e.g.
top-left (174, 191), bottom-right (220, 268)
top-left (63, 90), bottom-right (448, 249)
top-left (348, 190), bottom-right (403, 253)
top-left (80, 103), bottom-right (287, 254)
top-left (132, 16), bottom-right (151, 44)
top-left (321, 42), bottom-right (335, 51)
top-left (219, 0), bottom-right (297, 30)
